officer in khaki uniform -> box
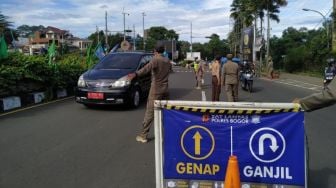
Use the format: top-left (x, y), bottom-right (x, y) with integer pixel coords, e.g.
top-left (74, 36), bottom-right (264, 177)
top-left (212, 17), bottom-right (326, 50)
top-left (128, 44), bottom-right (172, 143)
top-left (222, 54), bottom-right (239, 102)
top-left (295, 77), bottom-right (336, 111)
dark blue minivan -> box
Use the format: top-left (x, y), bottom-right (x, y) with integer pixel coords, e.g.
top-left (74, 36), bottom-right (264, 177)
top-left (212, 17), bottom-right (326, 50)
top-left (75, 52), bottom-right (153, 108)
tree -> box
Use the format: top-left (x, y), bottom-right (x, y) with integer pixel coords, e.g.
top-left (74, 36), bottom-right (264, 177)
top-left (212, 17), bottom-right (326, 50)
top-left (0, 12), bottom-right (17, 46)
top-left (145, 26), bottom-right (178, 51)
top-left (0, 12), bottom-right (12, 34)
top-left (177, 40), bottom-right (190, 60)
top-left (208, 34), bottom-right (224, 58)
top-left (16, 25), bottom-right (45, 37)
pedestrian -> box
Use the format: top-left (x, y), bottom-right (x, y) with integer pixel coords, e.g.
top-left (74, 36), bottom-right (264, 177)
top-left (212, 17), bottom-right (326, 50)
top-left (293, 77), bottom-right (336, 112)
top-left (211, 55), bottom-right (221, 101)
top-left (128, 44), bottom-right (172, 143)
top-left (222, 54), bottom-right (239, 102)
top-left (267, 56), bottom-right (274, 79)
top-left (194, 59), bottom-right (204, 89)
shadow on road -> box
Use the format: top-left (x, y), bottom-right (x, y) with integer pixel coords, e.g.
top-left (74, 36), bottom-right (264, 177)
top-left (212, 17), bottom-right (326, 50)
top-left (80, 102), bottom-right (147, 112)
top-left (169, 88), bottom-right (193, 100)
top-left (309, 168), bottom-right (336, 188)
top-left (249, 86), bottom-right (264, 93)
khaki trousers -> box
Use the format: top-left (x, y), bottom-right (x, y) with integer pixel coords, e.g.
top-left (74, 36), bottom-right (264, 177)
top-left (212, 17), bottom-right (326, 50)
top-left (225, 84), bottom-right (238, 102)
top-left (140, 93), bottom-right (169, 137)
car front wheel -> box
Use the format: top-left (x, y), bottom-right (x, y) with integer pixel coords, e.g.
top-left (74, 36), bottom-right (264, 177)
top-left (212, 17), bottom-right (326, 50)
top-left (128, 87), bottom-right (141, 108)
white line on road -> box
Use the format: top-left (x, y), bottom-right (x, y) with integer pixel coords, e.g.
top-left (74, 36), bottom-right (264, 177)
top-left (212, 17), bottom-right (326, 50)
top-left (202, 90), bottom-right (206, 101)
top-left (261, 78), bottom-right (323, 92)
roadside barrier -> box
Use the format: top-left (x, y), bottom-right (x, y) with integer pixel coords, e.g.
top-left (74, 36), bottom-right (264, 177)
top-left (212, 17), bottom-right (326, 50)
top-left (154, 100), bottom-right (307, 188)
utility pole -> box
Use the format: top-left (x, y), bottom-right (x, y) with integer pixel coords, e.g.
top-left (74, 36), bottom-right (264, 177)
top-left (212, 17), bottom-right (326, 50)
top-left (96, 25), bottom-right (99, 43)
top-left (105, 11), bottom-right (108, 50)
top-left (303, 8), bottom-right (329, 49)
top-left (122, 8), bottom-right (129, 41)
top-left (133, 24), bottom-right (136, 51)
top-left (190, 22), bottom-right (193, 58)
top-left (142, 12), bottom-right (146, 50)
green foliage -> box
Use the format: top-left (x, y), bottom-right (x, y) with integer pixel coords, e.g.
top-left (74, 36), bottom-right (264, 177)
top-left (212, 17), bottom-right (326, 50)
top-left (0, 52), bottom-right (87, 97)
top-left (284, 46), bottom-right (309, 73)
top-left (270, 26), bottom-right (330, 75)
top-left (146, 26), bottom-right (178, 51)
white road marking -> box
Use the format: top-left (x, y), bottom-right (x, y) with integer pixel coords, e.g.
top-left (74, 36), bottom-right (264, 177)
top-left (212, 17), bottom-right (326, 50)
top-left (261, 78), bottom-right (323, 92)
top-left (202, 90), bottom-right (206, 101)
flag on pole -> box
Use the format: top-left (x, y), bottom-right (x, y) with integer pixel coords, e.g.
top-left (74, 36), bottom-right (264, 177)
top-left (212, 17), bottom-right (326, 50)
top-left (109, 43), bottom-right (120, 53)
top-left (86, 43), bottom-right (93, 67)
top-left (0, 35), bottom-right (8, 60)
top-left (48, 40), bottom-right (56, 65)
top-left (94, 43), bottom-right (105, 60)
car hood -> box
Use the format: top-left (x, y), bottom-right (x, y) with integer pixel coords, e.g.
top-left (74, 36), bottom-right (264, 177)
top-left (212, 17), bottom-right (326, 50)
top-left (83, 69), bottom-right (134, 80)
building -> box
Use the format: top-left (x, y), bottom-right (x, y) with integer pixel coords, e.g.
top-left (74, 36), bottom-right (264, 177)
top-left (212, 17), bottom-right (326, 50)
top-left (28, 26), bottom-right (92, 54)
top-left (29, 26), bottom-right (71, 47)
top-left (186, 52), bottom-right (201, 61)
top-left (67, 37), bottom-right (92, 51)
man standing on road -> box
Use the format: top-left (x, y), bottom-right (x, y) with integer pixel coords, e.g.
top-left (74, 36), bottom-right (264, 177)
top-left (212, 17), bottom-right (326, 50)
top-left (211, 56), bottom-right (221, 101)
top-left (222, 54), bottom-right (239, 102)
top-left (128, 44), bottom-right (172, 143)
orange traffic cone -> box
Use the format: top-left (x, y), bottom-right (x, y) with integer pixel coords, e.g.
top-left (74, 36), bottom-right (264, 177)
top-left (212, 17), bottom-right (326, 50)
top-left (224, 155), bottom-right (241, 188)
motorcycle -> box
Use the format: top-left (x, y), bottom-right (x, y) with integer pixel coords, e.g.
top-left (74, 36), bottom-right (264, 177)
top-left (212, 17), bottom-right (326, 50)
top-left (240, 69), bottom-right (254, 92)
top-left (323, 67), bottom-right (334, 89)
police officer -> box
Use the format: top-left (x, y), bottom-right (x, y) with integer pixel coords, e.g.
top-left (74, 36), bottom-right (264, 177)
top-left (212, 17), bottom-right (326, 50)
top-left (222, 54), bottom-right (239, 102)
top-left (128, 44), bottom-right (172, 143)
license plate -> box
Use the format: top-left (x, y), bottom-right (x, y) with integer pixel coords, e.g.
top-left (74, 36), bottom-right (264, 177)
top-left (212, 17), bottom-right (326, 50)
top-left (87, 92), bottom-right (104, 99)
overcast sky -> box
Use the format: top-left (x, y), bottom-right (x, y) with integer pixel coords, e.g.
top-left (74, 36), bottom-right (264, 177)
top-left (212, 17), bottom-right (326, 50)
top-left (0, 0), bottom-right (333, 43)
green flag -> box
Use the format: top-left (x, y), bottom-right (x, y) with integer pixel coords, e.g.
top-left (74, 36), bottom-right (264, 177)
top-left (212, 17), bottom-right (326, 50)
top-left (48, 40), bottom-right (56, 65)
top-left (86, 43), bottom-right (93, 68)
top-left (0, 35), bottom-right (8, 60)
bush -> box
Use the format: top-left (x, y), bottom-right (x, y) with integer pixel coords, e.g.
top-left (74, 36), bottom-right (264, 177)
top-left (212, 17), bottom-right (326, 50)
top-left (0, 52), bottom-right (87, 98)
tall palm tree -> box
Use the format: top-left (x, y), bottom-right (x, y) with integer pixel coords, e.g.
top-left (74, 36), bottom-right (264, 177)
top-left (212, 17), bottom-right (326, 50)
top-left (263, 0), bottom-right (288, 61)
top-left (230, 0), bottom-right (257, 55)
top-left (0, 12), bottom-right (12, 35)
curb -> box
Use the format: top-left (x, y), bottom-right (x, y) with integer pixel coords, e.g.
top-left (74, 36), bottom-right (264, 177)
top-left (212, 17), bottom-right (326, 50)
top-left (0, 96), bottom-right (74, 117)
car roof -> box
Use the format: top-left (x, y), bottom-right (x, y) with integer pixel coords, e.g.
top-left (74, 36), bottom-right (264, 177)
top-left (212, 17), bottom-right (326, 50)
top-left (109, 51), bottom-right (153, 56)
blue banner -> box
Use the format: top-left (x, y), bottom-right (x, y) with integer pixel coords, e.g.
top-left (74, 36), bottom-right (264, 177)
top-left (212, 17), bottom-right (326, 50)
top-left (163, 109), bottom-right (305, 186)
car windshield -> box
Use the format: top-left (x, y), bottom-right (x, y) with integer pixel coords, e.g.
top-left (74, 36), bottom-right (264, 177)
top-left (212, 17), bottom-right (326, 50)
top-left (94, 53), bottom-right (142, 70)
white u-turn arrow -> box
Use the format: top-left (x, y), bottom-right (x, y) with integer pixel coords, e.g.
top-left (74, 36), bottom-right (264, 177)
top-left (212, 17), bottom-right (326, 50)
top-left (258, 133), bottom-right (279, 155)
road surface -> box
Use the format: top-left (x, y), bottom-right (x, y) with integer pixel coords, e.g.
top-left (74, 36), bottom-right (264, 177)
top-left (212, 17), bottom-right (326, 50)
top-left (0, 66), bottom-right (335, 188)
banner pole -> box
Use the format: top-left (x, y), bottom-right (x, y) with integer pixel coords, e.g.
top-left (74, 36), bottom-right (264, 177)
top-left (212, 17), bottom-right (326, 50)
top-left (154, 100), bottom-right (163, 188)
top-left (230, 126), bottom-right (233, 156)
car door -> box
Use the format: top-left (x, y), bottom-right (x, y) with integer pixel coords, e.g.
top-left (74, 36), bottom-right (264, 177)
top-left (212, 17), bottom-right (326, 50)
top-left (137, 55), bottom-right (152, 95)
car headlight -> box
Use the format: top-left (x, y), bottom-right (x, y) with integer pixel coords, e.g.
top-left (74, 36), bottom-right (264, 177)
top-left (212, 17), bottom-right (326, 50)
top-left (77, 75), bottom-right (86, 87)
top-left (111, 75), bottom-right (131, 88)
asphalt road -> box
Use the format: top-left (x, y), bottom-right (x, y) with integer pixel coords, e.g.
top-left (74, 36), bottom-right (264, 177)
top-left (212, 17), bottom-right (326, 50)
top-left (0, 66), bottom-right (335, 188)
